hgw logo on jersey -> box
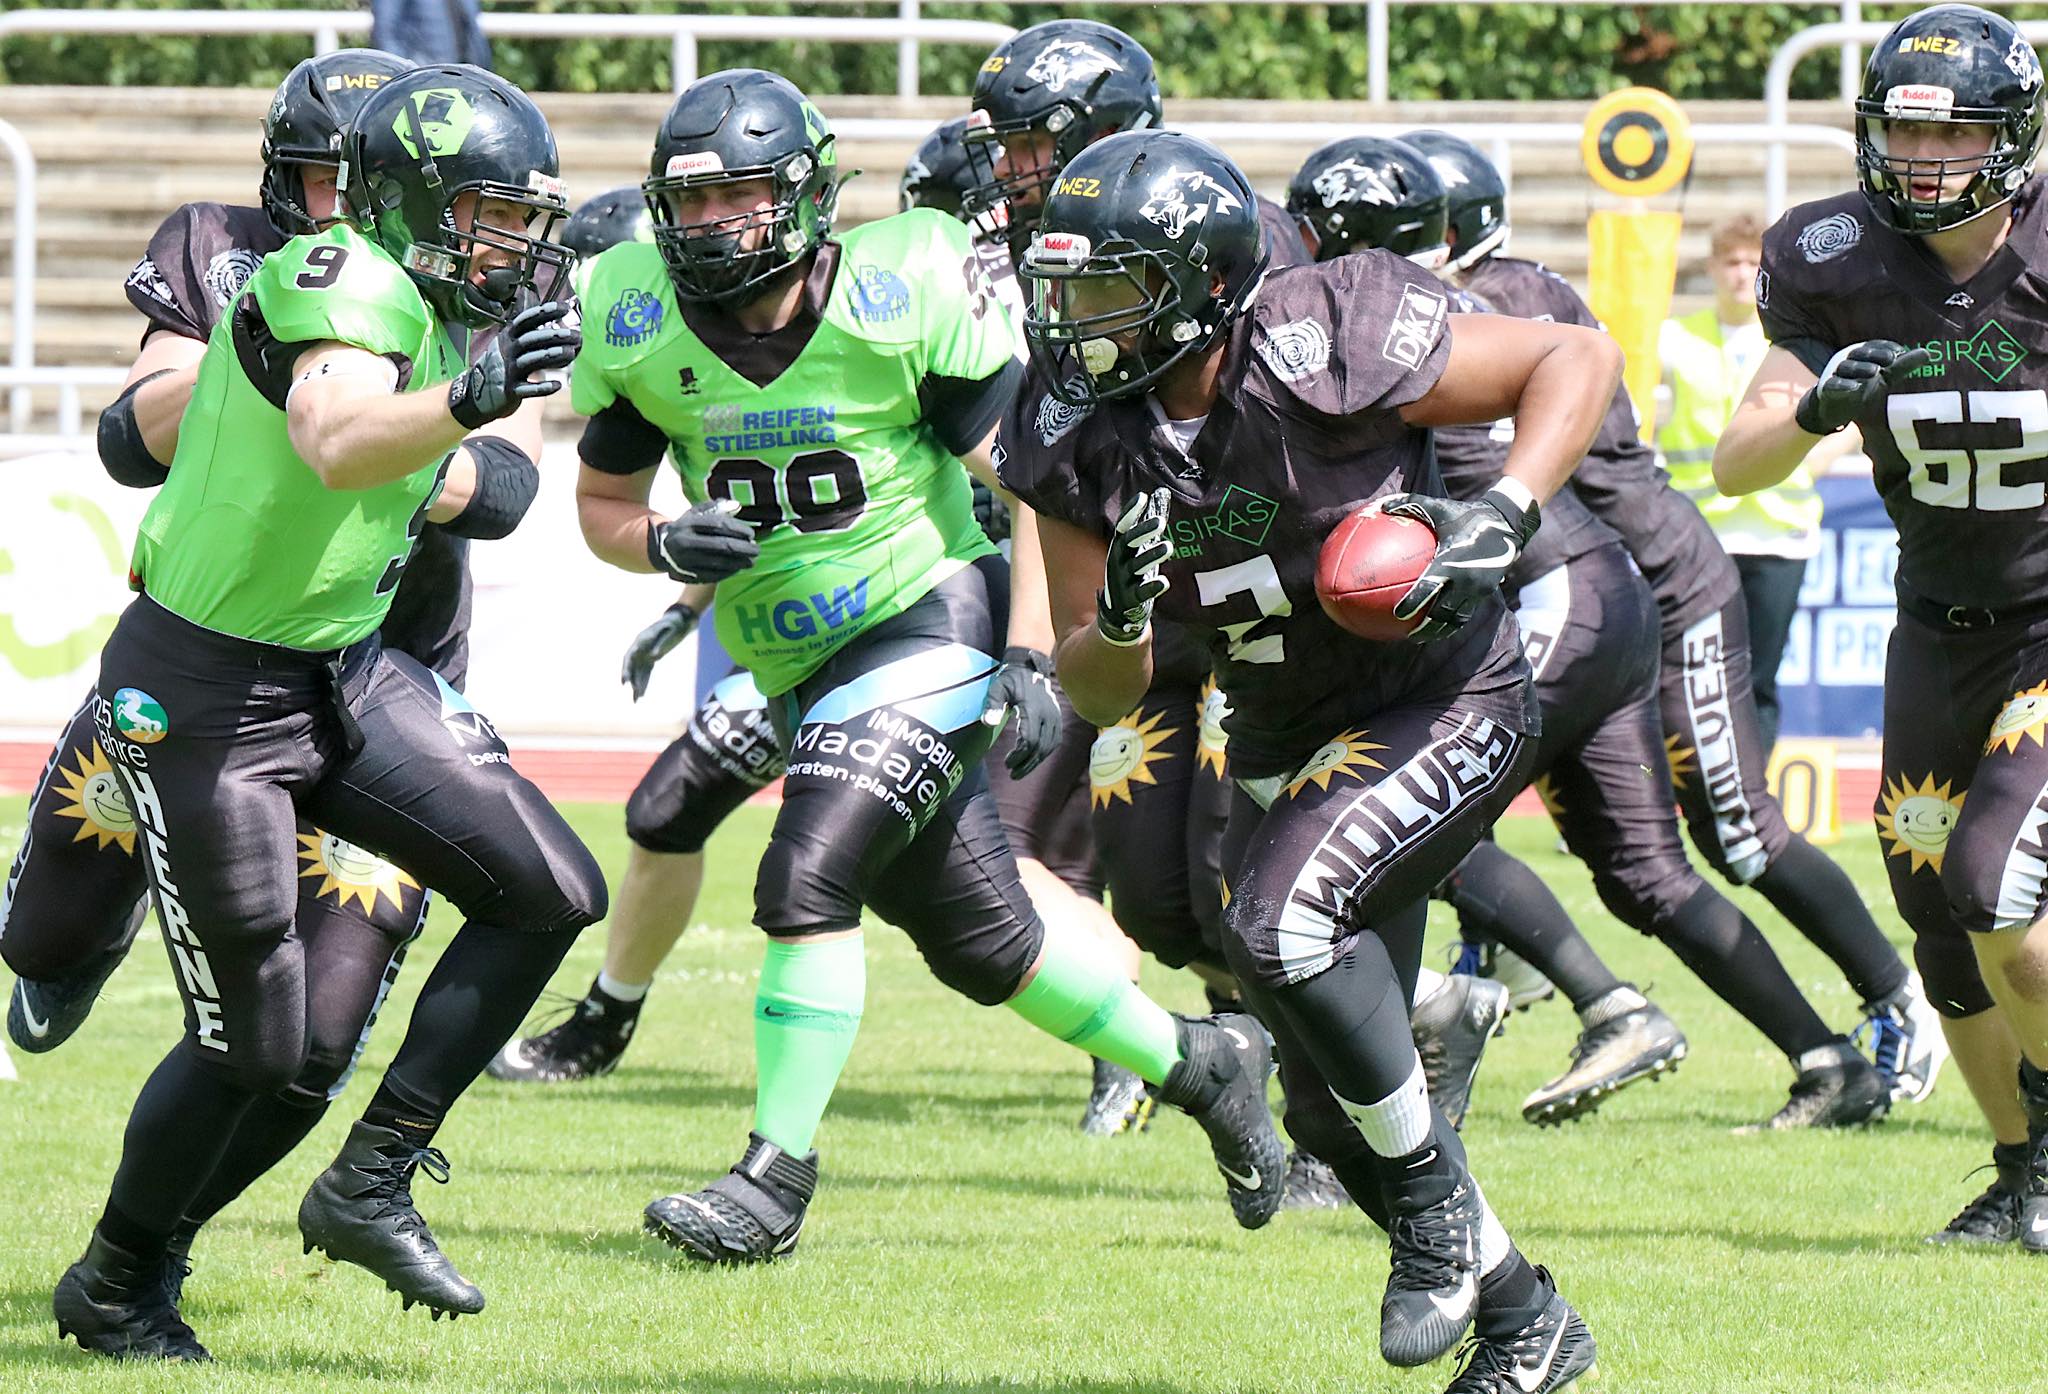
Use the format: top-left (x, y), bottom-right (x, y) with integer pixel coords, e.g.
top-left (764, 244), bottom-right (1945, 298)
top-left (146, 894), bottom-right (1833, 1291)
top-left (1795, 212), bottom-right (1862, 264)
top-left (731, 580), bottom-right (870, 646)
top-left (431, 672), bottom-right (509, 766)
top-left (1025, 40), bottom-right (1122, 94)
top-left (1255, 318), bottom-right (1332, 383)
top-left (1035, 379), bottom-right (1092, 445)
top-left (1382, 283), bottom-right (1448, 370)
top-left (1140, 171), bottom-right (1242, 241)
top-left (606, 288), bottom-right (664, 347)
top-left (1311, 158), bottom-right (1399, 209)
top-left (1907, 318), bottom-right (2028, 383)
top-left (848, 264), bottom-right (912, 323)
top-left (203, 248), bottom-right (264, 308)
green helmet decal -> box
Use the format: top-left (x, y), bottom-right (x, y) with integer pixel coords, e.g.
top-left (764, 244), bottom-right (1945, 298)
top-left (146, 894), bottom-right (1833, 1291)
top-left (392, 88), bottom-right (478, 161)
top-left (801, 100), bottom-right (834, 161)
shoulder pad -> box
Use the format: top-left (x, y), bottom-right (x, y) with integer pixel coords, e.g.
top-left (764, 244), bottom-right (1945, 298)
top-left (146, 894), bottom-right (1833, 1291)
top-left (834, 209), bottom-right (975, 347)
top-left (250, 224), bottom-right (429, 355)
top-left (1760, 193), bottom-right (1887, 301)
top-left (1246, 252), bottom-right (1451, 417)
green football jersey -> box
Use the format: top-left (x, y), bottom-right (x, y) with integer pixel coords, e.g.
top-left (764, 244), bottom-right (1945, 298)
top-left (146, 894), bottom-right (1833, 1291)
top-left (134, 223), bottom-right (466, 650)
top-left (572, 209), bottom-right (1019, 696)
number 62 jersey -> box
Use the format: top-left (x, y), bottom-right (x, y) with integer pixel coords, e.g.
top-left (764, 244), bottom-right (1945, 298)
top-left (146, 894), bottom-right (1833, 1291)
top-left (1758, 185), bottom-right (2048, 611)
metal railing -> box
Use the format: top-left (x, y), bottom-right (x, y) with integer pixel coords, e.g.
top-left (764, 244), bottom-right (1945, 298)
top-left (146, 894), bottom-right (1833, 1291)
top-left (1765, 19), bottom-right (2048, 221)
top-left (0, 368), bottom-right (125, 451)
top-left (0, 9), bottom-right (1016, 100)
top-left (0, 120), bottom-right (36, 435)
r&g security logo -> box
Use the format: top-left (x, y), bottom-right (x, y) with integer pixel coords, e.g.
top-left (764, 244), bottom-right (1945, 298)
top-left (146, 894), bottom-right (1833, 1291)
top-left (848, 265), bottom-right (911, 323)
top-left (606, 288), bottom-right (664, 347)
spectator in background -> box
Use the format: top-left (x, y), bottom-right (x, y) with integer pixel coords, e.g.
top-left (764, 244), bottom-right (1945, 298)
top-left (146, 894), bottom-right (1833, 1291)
top-left (1658, 213), bottom-right (1856, 754)
top-left (371, 0), bottom-right (491, 69)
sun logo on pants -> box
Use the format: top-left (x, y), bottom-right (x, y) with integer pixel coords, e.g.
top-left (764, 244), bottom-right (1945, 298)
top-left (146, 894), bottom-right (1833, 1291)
top-left (1196, 679), bottom-right (1231, 777)
top-left (296, 831), bottom-right (420, 914)
top-left (1665, 733), bottom-right (1698, 793)
top-left (1533, 772), bottom-right (1565, 820)
top-left (51, 742), bottom-right (136, 853)
top-left (1878, 773), bottom-right (1965, 874)
top-left (1986, 682), bottom-right (2048, 755)
top-left (1090, 709), bottom-right (1177, 808)
top-left (1285, 730), bottom-right (1388, 798)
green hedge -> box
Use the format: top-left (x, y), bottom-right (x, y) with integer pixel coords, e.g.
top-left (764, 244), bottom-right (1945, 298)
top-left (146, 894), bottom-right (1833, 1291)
top-left (5, 0), bottom-right (2040, 100)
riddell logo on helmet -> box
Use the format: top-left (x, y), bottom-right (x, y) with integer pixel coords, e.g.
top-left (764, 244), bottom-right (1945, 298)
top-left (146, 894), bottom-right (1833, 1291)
top-left (666, 151), bottom-right (725, 178)
top-left (1884, 84), bottom-right (1955, 118)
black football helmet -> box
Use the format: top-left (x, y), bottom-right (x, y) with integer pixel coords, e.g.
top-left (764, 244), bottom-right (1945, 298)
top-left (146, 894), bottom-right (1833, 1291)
top-left (1287, 136), bottom-right (1449, 267)
top-left (1401, 130), bottom-right (1510, 272)
top-left (1855, 5), bottom-right (2045, 235)
top-left (1021, 131), bottom-right (1267, 407)
top-left (261, 49), bottom-right (412, 238)
top-left (643, 69), bottom-right (839, 307)
top-left (966, 21), bottom-right (1163, 253)
top-left (340, 65), bottom-right (572, 328)
top-left (562, 186), bottom-right (654, 260)
top-left (900, 116), bottom-right (1007, 243)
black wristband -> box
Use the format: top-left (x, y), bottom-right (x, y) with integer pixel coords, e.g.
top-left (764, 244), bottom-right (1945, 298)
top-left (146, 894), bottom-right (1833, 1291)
top-left (447, 367), bottom-right (491, 431)
top-left (645, 516), bottom-right (673, 575)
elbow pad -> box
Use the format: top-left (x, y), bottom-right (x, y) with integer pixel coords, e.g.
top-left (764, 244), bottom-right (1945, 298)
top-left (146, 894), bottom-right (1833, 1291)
top-left (440, 436), bottom-right (541, 540)
top-left (96, 370), bottom-right (174, 489)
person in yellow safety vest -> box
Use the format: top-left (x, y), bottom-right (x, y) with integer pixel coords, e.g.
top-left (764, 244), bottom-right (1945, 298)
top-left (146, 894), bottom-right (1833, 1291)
top-left (1658, 213), bottom-right (1859, 755)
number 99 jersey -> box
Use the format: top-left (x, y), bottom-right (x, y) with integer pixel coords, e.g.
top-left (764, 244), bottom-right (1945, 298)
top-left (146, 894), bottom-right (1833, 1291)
top-left (1757, 185), bottom-right (2048, 611)
top-left (571, 208), bottom-right (1019, 696)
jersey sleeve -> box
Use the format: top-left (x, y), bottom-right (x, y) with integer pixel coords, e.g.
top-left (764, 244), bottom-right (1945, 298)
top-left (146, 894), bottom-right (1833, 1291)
top-left (994, 364), bottom-right (1098, 533)
top-left (235, 230), bottom-right (432, 408)
top-left (1253, 254), bottom-right (1453, 420)
top-left (1756, 212), bottom-right (1844, 376)
top-left (124, 204), bottom-right (215, 343)
top-left (916, 210), bottom-right (1024, 383)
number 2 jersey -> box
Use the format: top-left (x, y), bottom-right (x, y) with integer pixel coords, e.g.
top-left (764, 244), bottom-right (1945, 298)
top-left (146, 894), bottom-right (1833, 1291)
top-left (998, 251), bottom-right (1535, 780)
top-left (1758, 184), bottom-right (2048, 611)
top-left (572, 208), bottom-right (1019, 697)
top-left (132, 221), bottom-right (467, 651)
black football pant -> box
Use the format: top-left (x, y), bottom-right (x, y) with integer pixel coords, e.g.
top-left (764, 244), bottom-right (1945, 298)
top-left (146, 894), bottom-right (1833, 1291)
top-left (93, 597), bottom-right (604, 1236)
top-left (625, 670), bottom-right (785, 855)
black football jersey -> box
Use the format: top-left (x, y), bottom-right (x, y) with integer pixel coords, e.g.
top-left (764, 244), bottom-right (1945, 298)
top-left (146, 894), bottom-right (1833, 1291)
top-left (1465, 255), bottom-right (1737, 629)
top-left (121, 201), bottom-right (474, 683)
top-left (1257, 194), bottom-right (1312, 270)
top-left (1001, 252), bottom-right (1534, 779)
top-left (1759, 184), bottom-right (2048, 611)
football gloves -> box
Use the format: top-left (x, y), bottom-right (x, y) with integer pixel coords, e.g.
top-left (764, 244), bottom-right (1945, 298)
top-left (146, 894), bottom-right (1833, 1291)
top-left (621, 602), bottom-right (700, 702)
top-left (979, 647), bottom-right (1064, 777)
top-left (1795, 339), bottom-right (1934, 435)
top-left (1097, 486), bottom-right (1172, 646)
top-left (646, 498), bottom-right (760, 584)
top-left (1384, 485), bottom-right (1541, 643)
top-left (447, 300), bottom-right (579, 429)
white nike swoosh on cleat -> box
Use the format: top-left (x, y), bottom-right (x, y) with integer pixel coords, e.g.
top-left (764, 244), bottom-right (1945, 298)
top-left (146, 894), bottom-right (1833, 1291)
top-left (2029, 1215), bottom-right (2048, 1235)
top-left (1222, 1026), bottom-right (1252, 1051)
top-left (15, 983), bottom-right (50, 1040)
top-left (1426, 1274), bottom-right (1475, 1319)
top-left (1220, 1163), bottom-right (1262, 1190)
top-left (1513, 1320), bottom-right (1568, 1392)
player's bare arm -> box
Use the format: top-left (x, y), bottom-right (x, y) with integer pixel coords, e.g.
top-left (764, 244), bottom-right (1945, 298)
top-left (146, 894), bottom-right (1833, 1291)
top-left (1401, 312), bottom-right (1623, 504)
top-left (1712, 345), bottom-right (1823, 495)
top-left (1040, 510), bottom-right (1154, 726)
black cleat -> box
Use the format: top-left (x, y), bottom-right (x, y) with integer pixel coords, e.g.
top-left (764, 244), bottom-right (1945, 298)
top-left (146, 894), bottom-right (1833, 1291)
top-left (645, 1132), bottom-right (817, 1265)
top-left (53, 1230), bottom-right (210, 1362)
top-left (1928, 1143), bottom-right (2027, 1246)
top-left (1442, 1269), bottom-right (1596, 1393)
top-left (9, 902), bottom-right (146, 1054)
top-left (1079, 1057), bottom-right (1154, 1137)
top-left (1522, 998), bottom-right (1687, 1126)
top-left (487, 983), bottom-right (639, 1083)
top-left (1738, 1042), bottom-right (1890, 1132)
top-left (1413, 974), bottom-right (1510, 1130)
top-left (298, 1121), bottom-right (484, 1318)
top-left (2022, 1139), bottom-right (2048, 1255)
top-left (1153, 1012), bottom-right (1286, 1230)
top-left (1279, 1149), bottom-right (1350, 1211)
top-left (1382, 1171), bottom-right (1484, 1367)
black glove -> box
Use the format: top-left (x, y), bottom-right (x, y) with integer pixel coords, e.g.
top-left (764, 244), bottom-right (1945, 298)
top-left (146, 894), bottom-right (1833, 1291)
top-left (1097, 486), bottom-right (1172, 646)
top-left (979, 647), bottom-right (1063, 777)
top-left (1385, 485), bottom-right (1540, 643)
top-left (972, 477), bottom-right (1012, 545)
top-left (447, 300), bottom-right (581, 429)
top-left (646, 499), bottom-right (760, 583)
top-left (621, 602), bottom-right (700, 702)
top-left (1794, 339), bottom-right (1935, 435)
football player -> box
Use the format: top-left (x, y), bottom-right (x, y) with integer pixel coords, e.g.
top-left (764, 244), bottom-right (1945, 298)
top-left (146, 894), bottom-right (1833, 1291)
top-left (1005, 130), bottom-right (1611, 1393)
top-left (1718, 4), bottom-right (2048, 1242)
top-left (1412, 126), bottom-right (1948, 1125)
top-left (570, 71), bottom-right (1285, 1265)
top-left (49, 67), bottom-right (596, 1359)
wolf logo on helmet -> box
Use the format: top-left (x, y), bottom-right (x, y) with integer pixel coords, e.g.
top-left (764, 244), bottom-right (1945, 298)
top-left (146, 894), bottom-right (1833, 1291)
top-left (1139, 170), bottom-right (1243, 240)
top-left (1025, 39), bottom-right (1123, 94)
top-left (1312, 159), bottom-right (1401, 208)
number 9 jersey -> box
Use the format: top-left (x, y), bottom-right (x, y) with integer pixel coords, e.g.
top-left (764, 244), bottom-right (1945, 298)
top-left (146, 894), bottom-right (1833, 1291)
top-left (572, 207), bottom-right (1019, 697)
top-left (1757, 184), bottom-right (2048, 612)
top-left (132, 222), bottom-right (468, 649)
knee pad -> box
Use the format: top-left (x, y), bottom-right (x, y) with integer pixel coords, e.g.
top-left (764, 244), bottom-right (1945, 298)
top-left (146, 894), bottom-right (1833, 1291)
top-left (189, 1032), bottom-right (308, 1098)
top-left (910, 910), bottom-right (1043, 1007)
top-left (1280, 1086), bottom-right (1363, 1165)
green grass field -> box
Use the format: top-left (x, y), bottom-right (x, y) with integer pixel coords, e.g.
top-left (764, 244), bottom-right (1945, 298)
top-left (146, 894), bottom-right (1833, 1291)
top-left (0, 798), bottom-right (2034, 1394)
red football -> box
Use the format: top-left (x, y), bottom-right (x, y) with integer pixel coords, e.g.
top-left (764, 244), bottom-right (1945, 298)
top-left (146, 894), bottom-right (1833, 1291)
top-left (1316, 503), bottom-right (1438, 641)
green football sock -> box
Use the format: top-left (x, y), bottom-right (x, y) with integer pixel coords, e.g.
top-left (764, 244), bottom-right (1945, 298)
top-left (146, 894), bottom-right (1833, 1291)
top-left (1006, 922), bottom-right (1181, 1085)
top-left (752, 935), bottom-right (865, 1155)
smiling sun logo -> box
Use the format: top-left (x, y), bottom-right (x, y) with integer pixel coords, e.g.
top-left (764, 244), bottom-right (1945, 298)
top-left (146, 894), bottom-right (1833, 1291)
top-left (1090, 708), bottom-right (1178, 808)
top-left (1987, 683), bottom-right (2048, 755)
top-left (1878, 774), bottom-right (1966, 874)
top-left (1196, 679), bottom-right (1231, 777)
top-left (1286, 730), bottom-right (1389, 798)
top-left (297, 831), bottom-right (419, 914)
top-left (1665, 733), bottom-right (1698, 794)
top-left (51, 743), bottom-right (136, 853)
